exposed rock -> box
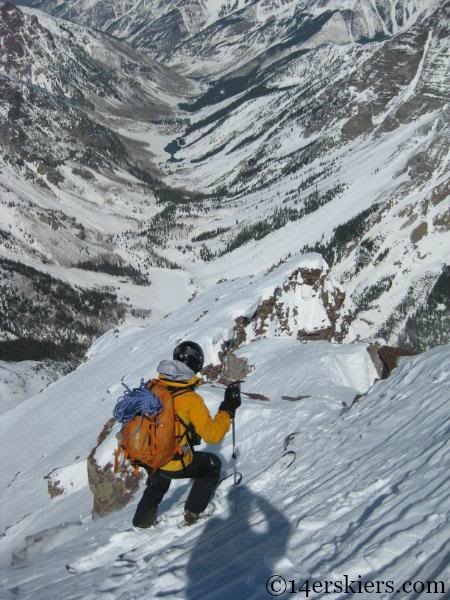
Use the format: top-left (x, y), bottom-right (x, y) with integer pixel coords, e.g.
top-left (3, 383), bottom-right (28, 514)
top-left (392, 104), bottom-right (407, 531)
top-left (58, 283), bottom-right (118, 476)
top-left (223, 352), bottom-right (253, 381)
top-left (201, 362), bottom-right (223, 382)
top-left (202, 262), bottom-right (346, 382)
top-left (433, 211), bottom-right (450, 231)
top-left (367, 344), bottom-right (418, 379)
top-left (203, 349), bottom-right (252, 383)
top-left (43, 469), bottom-right (64, 499)
top-left (243, 265), bottom-right (347, 343)
top-left (0, 3), bottom-right (56, 77)
top-left (378, 345), bottom-right (418, 375)
top-left (284, 431), bottom-right (301, 450)
top-left (410, 221), bottom-right (428, 244)
top-left (87, 418), bottom-right (142, 519)
top-left (231, 315), bottom-right (250, 350)
top-left (297, 325), bottom-right (335, 342)
top-left (366, 344), bottom-right (385, 378)
top-left (341, 104), bottom-right (373, 141)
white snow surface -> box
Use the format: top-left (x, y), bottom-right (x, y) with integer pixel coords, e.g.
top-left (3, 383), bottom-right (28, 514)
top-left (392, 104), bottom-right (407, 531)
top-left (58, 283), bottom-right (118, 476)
top-left (0, 361), bottom-right (61, 416)
top-left (1, 252), bottom-right (450, 597)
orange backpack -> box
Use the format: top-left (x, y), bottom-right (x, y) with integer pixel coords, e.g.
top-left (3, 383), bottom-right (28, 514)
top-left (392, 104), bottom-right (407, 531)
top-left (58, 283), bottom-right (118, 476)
top-left (113, 380), bottom-right (183, 475)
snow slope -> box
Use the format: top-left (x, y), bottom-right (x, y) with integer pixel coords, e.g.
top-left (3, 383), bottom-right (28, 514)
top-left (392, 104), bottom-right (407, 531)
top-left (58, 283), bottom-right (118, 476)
top-left (0, 360), bottom-right (66, 415)
top-left (1, 249), bottom-right (450, 598)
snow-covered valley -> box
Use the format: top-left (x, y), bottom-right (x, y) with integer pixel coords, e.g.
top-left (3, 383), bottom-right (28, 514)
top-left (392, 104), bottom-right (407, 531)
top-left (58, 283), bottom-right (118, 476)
top-left (1, 0), bottom-right (448, 371)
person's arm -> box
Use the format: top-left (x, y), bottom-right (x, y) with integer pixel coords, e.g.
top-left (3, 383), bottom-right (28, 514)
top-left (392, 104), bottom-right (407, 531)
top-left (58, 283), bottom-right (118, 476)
top-left (187, 393), bottom-right (231, 444)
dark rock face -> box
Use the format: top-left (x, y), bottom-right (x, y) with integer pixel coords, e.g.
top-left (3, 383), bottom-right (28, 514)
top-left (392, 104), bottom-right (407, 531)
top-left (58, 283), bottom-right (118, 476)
top-left (367, 344), bottom-right (418, 379)
top-left (0, 3), bottom-right (56, 75)
top-left (378, 345), bottom-right (417, 375)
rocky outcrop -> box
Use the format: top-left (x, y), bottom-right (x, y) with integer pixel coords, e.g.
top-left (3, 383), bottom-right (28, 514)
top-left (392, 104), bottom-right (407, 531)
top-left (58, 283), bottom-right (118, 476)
top-left (367, 344), bottom-right (418, 379)
top-left (43, 468), bottom-right (65, 499)
top-left (0, 3), bottom-right (56, 77)
top-left (203, 260), bottom-right (348, 382)
top-left (42, 417), bottom-right (143, 518)
top-left (87, 418), bottom-right (142, 519)
top-left (240, 265), bottom-right (347, 345)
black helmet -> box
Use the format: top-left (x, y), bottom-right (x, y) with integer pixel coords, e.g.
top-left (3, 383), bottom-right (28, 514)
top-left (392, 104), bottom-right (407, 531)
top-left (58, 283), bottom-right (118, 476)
top-left (173, 341), bottom-right (204, 373)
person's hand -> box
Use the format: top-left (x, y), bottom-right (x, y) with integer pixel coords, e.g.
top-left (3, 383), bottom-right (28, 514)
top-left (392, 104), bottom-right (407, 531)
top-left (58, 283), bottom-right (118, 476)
top-left (219, 381), bottom-right (242, 417)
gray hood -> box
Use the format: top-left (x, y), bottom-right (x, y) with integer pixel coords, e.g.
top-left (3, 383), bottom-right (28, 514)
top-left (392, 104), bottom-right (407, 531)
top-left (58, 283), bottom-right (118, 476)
top-left (157, 359), bottom-right (196, 382)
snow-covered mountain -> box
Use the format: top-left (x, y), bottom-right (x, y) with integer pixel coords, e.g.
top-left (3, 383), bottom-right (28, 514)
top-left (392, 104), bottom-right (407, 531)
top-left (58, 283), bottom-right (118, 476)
top-left (20, 0), bottom-right (441, 63)
top-left (162, 0), bottom-right (449, 350)
top-left (1, 0), bottom-right (448, 379)
top-left (1, 1), bottom-right (449, 593)
top-left (1, 252), bottom-right (450, 596)
top-left (0, 3), bottom-right (201, 366)
top-left (20, 0), bottom-right (256, 55)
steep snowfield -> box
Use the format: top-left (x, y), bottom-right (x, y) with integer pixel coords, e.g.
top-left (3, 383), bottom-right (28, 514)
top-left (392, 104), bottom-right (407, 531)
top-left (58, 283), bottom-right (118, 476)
top-left (0, 360), bottom-right (64, 415)
top-left (1, 251), bottom-right (450, 598)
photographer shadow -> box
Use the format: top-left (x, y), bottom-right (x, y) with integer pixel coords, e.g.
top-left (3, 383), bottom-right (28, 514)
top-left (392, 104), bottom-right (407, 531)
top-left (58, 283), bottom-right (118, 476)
top-left (184, 485), bottom-right (292, 599)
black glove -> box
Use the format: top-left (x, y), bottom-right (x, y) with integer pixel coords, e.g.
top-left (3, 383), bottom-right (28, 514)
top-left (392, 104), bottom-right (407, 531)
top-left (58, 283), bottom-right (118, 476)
top-left (219, 381), bottom-right (242, 417)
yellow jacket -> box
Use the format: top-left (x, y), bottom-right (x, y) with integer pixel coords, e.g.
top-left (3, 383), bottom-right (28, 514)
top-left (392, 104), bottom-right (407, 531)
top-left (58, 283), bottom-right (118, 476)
top-left (158, 375), bottom-right (231, 472)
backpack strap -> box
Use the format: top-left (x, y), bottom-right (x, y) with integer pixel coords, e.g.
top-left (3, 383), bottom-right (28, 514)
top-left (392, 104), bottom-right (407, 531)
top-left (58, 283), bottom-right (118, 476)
top-left (168, 388), bottom-right (202, 461)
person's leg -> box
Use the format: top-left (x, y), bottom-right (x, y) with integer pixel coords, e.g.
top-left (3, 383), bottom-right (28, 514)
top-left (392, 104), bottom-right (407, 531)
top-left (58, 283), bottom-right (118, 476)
top-left (132, 470), bottom-right (171, 528)
top-left (183, 452), bottom-right (222, 515)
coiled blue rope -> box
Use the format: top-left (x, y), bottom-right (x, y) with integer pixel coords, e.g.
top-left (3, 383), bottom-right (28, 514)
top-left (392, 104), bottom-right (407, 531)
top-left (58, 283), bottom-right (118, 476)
top-left (113, 378), bottom-right (162, 423)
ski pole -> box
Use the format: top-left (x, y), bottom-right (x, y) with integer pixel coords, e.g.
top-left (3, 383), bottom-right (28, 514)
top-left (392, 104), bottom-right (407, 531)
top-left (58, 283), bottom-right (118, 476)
top-left (231, 379), bottom-right (242, 514)
top-left (232, 415), bottom-right (238, 513)
top-left (222, 339), bottom-right (239, 512)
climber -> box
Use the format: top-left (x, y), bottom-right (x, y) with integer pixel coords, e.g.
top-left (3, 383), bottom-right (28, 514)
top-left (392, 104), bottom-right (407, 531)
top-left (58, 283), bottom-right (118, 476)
top-left (132, 340), bottom-right (241, 527)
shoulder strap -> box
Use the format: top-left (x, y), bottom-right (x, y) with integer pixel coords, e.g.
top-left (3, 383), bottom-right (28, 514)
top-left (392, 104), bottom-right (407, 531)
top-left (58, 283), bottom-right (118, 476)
top-left (168, 387), bottom-right (201, 451)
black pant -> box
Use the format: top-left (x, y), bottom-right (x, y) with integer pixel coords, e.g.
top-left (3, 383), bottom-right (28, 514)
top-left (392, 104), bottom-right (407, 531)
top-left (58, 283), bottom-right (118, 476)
top-left (133, 452), bottom-right (221, 527)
